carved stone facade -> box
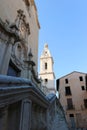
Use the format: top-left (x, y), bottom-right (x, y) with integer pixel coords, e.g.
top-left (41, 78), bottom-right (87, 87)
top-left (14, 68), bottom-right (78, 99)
top-left (0, 0), bottom-right (40, 77)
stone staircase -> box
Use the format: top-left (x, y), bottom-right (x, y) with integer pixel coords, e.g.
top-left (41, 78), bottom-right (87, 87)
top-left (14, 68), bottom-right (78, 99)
top-left (51, 105), bottom-right (69, 130)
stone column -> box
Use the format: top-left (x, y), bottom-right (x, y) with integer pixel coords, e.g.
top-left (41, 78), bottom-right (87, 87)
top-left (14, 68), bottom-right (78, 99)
top-left (19, 99), bottom-right (31, 130)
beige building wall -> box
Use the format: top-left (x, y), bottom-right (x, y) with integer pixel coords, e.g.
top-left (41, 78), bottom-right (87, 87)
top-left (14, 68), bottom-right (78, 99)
top-left (57, 71), bottom-right (87, 129)
top-left (0, 0), bottom-right (40, 77)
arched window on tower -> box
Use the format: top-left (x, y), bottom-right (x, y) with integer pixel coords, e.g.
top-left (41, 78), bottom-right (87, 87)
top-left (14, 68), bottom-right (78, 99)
top-left (45, 62), bottom-right (47, 70)
top-left (44, 78), bottom-right (48, 83)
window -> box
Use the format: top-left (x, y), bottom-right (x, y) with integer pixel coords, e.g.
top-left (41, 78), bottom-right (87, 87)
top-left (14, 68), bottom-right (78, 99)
top-left (65, 86), bottom-right (71, 96)
top-left (81, 86), bottom-right (85, 90)
top-left (69, 114), bottom-right (74, 117)
top-left (79, 76), bottom-right (83, 81)
top-left (84, 99), bottom-right (87, 108)
top-left (45, 62), bottom-right (47, 70)
top-left (67, 98), bottom-right (74, 110)
top-left (44, 79), bottom-right (48, 83)
top-left (56, 79), bottom-right (60, 91)
top-left (45, 51), bottom-right (47, 55)
top-left (65, 79), bottom-right (68, 84)
top-left (7, 60), bottom-right (21, 77)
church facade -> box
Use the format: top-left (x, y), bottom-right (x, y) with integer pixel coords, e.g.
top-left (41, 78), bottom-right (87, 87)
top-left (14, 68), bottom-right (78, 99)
top-left (0, 0), bottom-right (40, 78)
top-left (0, 0), bottom-right (69, 130)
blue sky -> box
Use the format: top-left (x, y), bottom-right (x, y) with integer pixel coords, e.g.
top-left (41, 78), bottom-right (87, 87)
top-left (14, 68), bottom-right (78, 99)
top-left (35, 0), bottom-right (87, 79)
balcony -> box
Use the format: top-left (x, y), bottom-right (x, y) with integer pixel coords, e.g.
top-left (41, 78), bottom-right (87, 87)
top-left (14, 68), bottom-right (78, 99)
top-left (65, 86), bottom-right (72, 96)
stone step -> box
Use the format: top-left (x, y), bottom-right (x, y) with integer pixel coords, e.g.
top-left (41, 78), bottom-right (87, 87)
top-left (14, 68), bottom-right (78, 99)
top-left (51, 111), bottom-right (69, 130)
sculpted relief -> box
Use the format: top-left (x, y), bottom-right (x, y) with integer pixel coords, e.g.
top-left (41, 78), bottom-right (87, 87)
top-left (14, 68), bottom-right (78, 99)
top-left (15, 9), bottom-right (30, 39)
top-left (0, 8), bottom-right (30, 75)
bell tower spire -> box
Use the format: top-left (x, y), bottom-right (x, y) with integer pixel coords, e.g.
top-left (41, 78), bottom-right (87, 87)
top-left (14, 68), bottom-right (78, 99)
top-left (39, 43), bottom-right (56, 94)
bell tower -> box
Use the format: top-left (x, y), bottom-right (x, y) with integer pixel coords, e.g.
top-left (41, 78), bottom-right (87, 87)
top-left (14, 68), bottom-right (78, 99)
top-left (39, 44), bottom-right (56, 94)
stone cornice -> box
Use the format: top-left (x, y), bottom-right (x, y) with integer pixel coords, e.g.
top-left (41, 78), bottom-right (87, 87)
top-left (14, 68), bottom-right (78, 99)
top-left (39, 72), bottom-right (55, 79)
top-left (0, 87), bottom-right (48, 108)
top-left (40, 56), bottom-right (54, 64)
top-left (0, 75), bottom-right (56, 108)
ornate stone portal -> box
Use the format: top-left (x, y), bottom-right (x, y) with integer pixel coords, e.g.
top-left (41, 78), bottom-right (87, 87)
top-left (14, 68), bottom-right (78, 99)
top-left (0, 9), bottom-right (30, 77)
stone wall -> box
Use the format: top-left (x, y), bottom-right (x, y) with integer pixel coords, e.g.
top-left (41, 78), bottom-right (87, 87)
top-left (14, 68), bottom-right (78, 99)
top-left (0, 101), bottom-right (21, 130)
top-left (31, 103), bottom-right (47, 130)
